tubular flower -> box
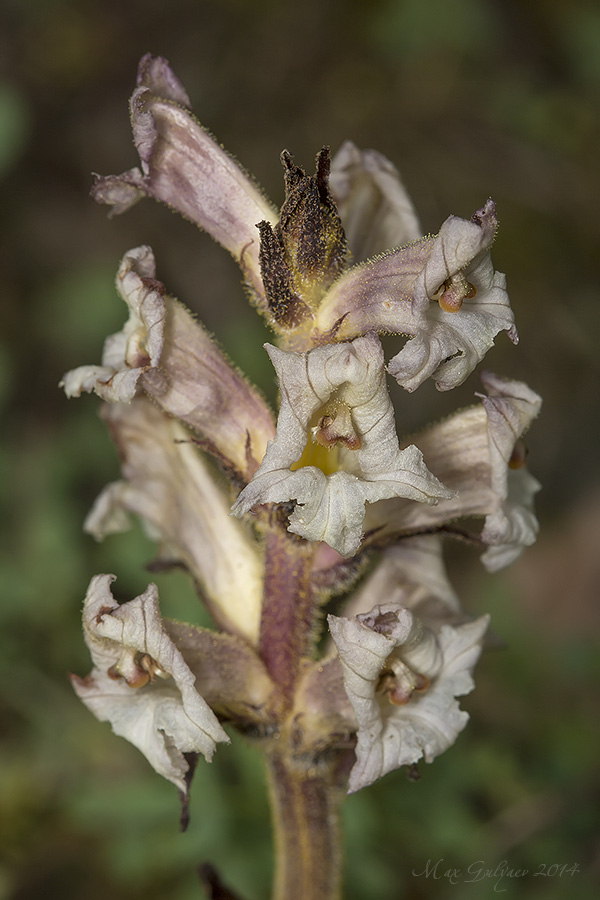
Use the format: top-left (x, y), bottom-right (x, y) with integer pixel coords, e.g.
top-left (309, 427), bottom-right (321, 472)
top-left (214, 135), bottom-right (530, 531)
top-left (313, 199), bottom-right (517, 391)
top-left (232, 332), bottom-right (452, 557)
top-left (328, 602), bottom-right (489, 793)
top-left (71, 575), bottom-right (229, 795)
top-left (84, 397), bottom-right (264, 644)
top-left (91, 54), bottom-right (277, 307)
top-left (363, 372), bottom-right (542, 568)
top-left (61, 245), bottom-right (275, 482)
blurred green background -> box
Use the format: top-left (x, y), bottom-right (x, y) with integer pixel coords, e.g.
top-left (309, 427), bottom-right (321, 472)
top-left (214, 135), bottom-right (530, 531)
top-left (1, 0), bottom-right (599, 898)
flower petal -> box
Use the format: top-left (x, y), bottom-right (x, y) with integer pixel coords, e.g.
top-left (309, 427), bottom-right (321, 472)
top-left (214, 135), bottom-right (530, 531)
top-left (363, 372), bottom-right (541, 568)
top-left (328, 603), bottom-right (489, 792)
top-left (60, 245), bottom-right (166, 403)
top-left (478, 371), bottom-right (542, 570)
top-left (71, 575), bottom-right (228, 794)
top-left (232, 333), bottom-right (452, 556)
top-left (314, 200), bottom-right (516, 391)
top-left (330, 140), bottom-right (422, 261)
top-left (91, 55), bottom-right (277, 306)
top-left (345, 535), bottom-right (462, 621)
top-left (85, 397), bottom-right (264, 644)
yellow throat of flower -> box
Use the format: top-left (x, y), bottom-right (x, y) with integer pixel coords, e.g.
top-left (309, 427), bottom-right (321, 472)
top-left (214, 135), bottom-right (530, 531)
top-left (290, 401), bottom-right (361, 476)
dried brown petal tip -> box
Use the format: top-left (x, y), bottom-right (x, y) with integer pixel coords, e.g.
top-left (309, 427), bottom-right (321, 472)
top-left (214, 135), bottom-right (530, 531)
top-left (257, 220), bottom-right (312, 328)
top-left (261, 147), bottom-right (349, 318)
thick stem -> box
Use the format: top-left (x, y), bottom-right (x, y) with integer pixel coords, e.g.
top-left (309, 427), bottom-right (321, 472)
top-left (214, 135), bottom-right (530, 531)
top-left (260, 526), bottom-right (317, 707)
top-left (266, 751), bottom-right (342, 900)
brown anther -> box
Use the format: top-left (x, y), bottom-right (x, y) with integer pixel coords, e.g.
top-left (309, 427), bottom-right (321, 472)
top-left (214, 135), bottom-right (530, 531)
top-left (509, 438), bottom-right (528, 470)
top-left (376, 663), bottom-right (431, 706)
top-left (387, 683), bottom-right (414, 706)
top-left (434, 274), bottom-right (477, 313)
top-left (413, 672), bottom-right (431, 692)
top-left (107, 661), bottom-right (150, 688)
top-left (376, 670), bottom-right (415, 706)
top-left (125, 668), bottom-right (151, 688)
top-left (138, 653), bottom-right (169, 681)
top-left (312, 404), bottom-right (362, 450)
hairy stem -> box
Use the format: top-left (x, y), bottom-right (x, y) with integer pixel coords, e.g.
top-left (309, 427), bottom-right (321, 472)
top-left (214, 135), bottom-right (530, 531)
top-left (260, 526), bottom-right (317, 707)
top-left (266, 750), bottom-right (342, 900)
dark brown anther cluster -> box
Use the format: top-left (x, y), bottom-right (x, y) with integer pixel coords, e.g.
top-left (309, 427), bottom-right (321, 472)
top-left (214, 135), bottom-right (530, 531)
top-left (258, 147), bottom-right (349, 329)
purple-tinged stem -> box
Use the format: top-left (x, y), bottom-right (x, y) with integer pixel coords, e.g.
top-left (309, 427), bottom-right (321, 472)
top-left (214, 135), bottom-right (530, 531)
top-left (266, 750), bottom-right (342, 900)
top-left (259, 526), bottom-right (317, 707)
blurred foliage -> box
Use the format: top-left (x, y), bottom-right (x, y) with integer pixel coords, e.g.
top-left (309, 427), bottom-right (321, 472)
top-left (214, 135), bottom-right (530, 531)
top-left (1, 0), bottom-right (599, 898)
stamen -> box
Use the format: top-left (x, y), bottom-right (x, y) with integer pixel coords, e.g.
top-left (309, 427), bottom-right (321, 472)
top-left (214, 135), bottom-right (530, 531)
top-left (311, 402), bottom-right (362, 450)
top-left (509, 438), bottom-right (528, 470)
top-left (376, 664), bottom-right (431, 706)
top-left (432, 273), bottom-right (477, 313)
top-left (106, 650), bottom-right (169, 688)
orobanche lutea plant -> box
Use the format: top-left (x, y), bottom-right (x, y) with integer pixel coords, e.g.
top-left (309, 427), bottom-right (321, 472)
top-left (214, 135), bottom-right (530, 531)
top-left (62, 55), bottom-right (541, 900)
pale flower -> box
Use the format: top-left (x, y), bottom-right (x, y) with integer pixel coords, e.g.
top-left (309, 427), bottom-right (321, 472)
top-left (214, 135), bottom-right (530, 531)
top-left (85, 397), bottom-right (264, 644)
top-left (328, 602), bottom-right (489, 793)
top-left (328, 140), bottom-right (422, 261)
top-left (91, 54), bottom-right (277, 307)
top-left (91, 55), bottom-right (517, 396)
top-left (363, 372), bottom-right (542, 569)
top-left (61, 245), bottom-right (275, 482)
top-left (71, 575), bottom-right (229, 794)
top-left (313, 199), bottom-right (517, 391)
top-left (232, 332), bottom-right (452, 557)
top-left (478, 372), bottom-right (542, 570)
top-left (60, 245), bottom-right (166, 404)
top-left (344, 535), bottom-right (463, 622)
